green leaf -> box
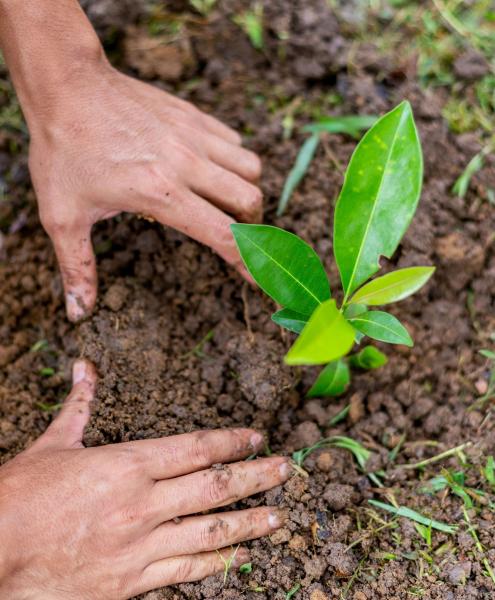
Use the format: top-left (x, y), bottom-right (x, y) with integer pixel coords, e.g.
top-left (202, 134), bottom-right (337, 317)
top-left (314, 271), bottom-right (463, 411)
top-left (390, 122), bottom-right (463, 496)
top-left (349, 311), bottom-right (413, 346)
top-left (277, 133), bottom-right (320, 216)
top-left (452, 149), bottom-right (487, 198)
top-left (272, 308), bottom-right (308, 334)
top-left (231, 224), bottom-right (330, 315)
top-left (368, 499), bottom-right (457, 534)
top-left (334, 101), bottom-right (423, 298)
top-left (285, 299), bottom-right (355, 365)
top-left (350, 267), bottom-right (435, 306)
top-left (349, 346), bottom-right (388, 369)
top-left (303, 114), bottom-right (377, 138)
top-left (307, 359), bottom-right (350, 397)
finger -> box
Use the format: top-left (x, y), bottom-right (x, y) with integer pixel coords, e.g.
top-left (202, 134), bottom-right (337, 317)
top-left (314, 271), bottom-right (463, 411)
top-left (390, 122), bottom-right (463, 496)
top-left (189, 160), bottom-right (263, 223)
top-left (149, 457), bottom-right (291, 524)
top-left (133, 546), bottom-right (249, 595)
top-left (31, 360), bottom-right (97, 451)
top-left (199, 112), bottom-right (243, 146)
top-left (201, 133), bottom-right (262, 183)
top-left (47, 221), bottom-right (97, 322)
top-left (142, 507), bottom-right (285, 563)
top-left (127, 428), bottom-right (265, 480)
top-left (149, 189), bottom-right (254, 282)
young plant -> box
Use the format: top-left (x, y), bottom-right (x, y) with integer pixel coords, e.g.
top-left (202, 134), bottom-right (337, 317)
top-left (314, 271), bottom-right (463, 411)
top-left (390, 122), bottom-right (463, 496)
top-left (232, 101), bottom-right (434, 397)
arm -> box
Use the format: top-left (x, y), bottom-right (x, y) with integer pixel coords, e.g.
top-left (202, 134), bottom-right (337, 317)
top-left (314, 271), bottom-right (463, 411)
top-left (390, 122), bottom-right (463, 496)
top-left (0, 0), bottom-right (262, 321)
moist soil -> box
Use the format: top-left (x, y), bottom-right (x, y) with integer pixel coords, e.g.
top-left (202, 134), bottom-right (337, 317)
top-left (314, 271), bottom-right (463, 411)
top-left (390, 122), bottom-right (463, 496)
top-left (1, 1), bottom-right (495, 599)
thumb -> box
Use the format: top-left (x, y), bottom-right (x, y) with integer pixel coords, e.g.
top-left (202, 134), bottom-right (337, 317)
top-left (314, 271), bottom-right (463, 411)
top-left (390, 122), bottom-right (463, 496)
top-left (49, 222), bottom-right (97, 322)
top-left (31, 360), bottom-right (97, 452)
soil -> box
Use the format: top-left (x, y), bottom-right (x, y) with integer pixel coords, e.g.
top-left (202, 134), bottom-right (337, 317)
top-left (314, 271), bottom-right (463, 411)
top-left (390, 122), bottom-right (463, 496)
top-left (1, 1), bottom-right (495, 599)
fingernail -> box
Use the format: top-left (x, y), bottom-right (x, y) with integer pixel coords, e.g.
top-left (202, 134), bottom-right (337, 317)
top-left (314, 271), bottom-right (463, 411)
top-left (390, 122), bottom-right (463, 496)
top-left (250, 431), bottom-right (264, 450)
top-left (66, 292), bottom-right (88, 322)
top-left (268, 508), bottom-right (288, 529)
top-left (279, 459), bottom-right (292, 479)
top-left (73, 360), bottom-right (87, 384)
top-left (234, 549), bottom-right (250, 568)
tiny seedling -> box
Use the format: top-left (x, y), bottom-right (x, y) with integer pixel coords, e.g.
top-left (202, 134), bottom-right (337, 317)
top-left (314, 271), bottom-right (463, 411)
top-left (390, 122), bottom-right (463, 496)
top-left (233, 2), bottom-right (264, 50)
top-left (285, 583), bottom-right (301, 599)
top-left (232, 101), bottom-right (434, 397)
top-left (452, 143), bottom-right (493, 198)
top-left (189, 0), bottom-right (217, 16)
top-left (217, 545), bottom-right (240, 585)
top-left (239, 562), bottom-right (252, 574)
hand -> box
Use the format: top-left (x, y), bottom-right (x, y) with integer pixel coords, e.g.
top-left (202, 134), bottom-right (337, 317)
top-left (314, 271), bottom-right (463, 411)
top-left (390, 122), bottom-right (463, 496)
top-left (28, 60), bottom-right (262, 322)
top-left (0, 360), bottom-right (290, 599)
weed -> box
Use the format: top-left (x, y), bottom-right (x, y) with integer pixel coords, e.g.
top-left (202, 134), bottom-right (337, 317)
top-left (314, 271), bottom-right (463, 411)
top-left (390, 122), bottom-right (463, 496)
top-left (368, 499), bottom-right (457, 534)
top-left (233, 3), bottom-right (264, 50)
top-left (189, 0), bottom-right (217, 16)
top-left (239, 562), bottom-right (252, 574)
top-left (232, 102), bottom-right (434, 397)
top-left (452, 142), bottom-right (494, 198)
top-left (285, 583), bottom-right (301, 599)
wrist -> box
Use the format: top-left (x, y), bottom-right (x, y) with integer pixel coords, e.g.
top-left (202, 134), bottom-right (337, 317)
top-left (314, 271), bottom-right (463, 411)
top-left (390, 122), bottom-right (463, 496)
top-left (0, 0), bottom-right (108, 131)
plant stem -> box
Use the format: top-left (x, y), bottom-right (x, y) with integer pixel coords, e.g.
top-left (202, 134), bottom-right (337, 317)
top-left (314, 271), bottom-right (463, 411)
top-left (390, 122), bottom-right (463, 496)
top-left (399, 442), bottom-right (472, 470)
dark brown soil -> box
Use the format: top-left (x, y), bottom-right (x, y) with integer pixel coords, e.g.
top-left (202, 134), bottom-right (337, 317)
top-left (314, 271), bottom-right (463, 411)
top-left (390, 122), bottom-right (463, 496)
top-left (1, 1), bottom-right (495, 599)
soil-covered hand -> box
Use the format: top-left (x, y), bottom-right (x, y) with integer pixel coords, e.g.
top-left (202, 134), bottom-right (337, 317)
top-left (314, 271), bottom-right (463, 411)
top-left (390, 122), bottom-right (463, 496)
top-left (28, 62), bottom-right (262, 322)
top-left (0, 360), bottom-right (290, 599)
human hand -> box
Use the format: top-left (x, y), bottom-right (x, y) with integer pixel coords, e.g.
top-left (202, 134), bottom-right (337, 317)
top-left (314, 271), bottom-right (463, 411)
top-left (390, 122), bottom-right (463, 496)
top-left (28, 60), bottom-right (262, 322)
top-left (0, 360), bottom-right (290, 599)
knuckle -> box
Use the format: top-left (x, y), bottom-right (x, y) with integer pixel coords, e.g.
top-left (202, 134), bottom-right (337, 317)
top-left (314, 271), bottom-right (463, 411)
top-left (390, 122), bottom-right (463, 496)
top-left (175, 558), bottom-right (194, 582)
top-left (203, 470), bottom-right (233, 506)
top-left (189, 435), bottom-right (211, 467)
top-left (200, 518), bottom-right (229, 549)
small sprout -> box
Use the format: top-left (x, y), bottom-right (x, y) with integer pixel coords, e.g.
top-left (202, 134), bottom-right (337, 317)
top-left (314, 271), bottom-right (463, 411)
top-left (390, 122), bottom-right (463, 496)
top-left (368, 499), bottom-right (457, 534)
top-left (233, 102), bottom-right (434, 397)
top-left (30, 339), bottom-right (48, 353)
top-left (233, 2), bottom-right (264, 50)
top-left (180, 329), bottom-right (214, 359)
top-left (39, 367), bottom-right (55, 377)
top-left (484, 456), bottom-right (495, 487)
top-left (189, 0), bottom-right (217, 16)
top-left (239, 562), bottom-right (252, 574)
top-left (349, 346), bottom-right (388, 370)
top-left (278, 133), bottom-right (320, 217)
top-left (414, 522), bottom-right (432, 548)
top-left (36, 402), bottom-right (63, 413)
top-left (216, 545), bottom-right (240, 586)
top-left (452, 144), bottom-right (492, 198)
top-left (285, 583), bottom-right (301, 599)
top-left (328, 404), bottom-right (350, 426)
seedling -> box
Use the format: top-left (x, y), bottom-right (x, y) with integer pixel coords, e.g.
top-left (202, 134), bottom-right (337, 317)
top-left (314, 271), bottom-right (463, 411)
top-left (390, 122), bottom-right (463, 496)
top-left (189, 0), bottom-right (217, 16)
top-left (217, 545), bottom-right (240, 585)
top-left (285, 583), bottom-right (301, 599)
top-left (239, 562), bottom-right (252, 574)
top-left (232, 101), bottom-right (434, 397)
top-left (233, 3), bottom-right (264, 50)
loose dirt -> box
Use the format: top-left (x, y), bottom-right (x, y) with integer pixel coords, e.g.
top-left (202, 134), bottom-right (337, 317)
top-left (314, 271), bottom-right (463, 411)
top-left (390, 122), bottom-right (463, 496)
top-left (1, 1), bottom-right (494, 598)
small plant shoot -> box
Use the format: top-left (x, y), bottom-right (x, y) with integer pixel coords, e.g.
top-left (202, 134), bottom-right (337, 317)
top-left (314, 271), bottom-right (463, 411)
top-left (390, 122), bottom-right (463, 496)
top-left (232, 101), bottom-right (434, 396)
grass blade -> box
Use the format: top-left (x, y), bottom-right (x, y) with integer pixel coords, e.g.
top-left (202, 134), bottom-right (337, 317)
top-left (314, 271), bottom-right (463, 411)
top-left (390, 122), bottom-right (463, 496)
top-left (277, 133), bottom-right (320, 216)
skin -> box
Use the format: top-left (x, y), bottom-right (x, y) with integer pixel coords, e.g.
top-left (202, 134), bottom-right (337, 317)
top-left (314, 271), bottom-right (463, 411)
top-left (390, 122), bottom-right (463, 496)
top-left (0, 0), bottom-right (262, 322)
top-left (0, 360), bottom-right (291, 598)
top-left (0, 0), bottom-right (286, 595)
